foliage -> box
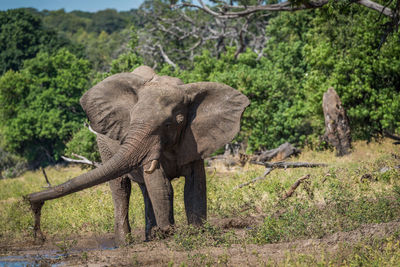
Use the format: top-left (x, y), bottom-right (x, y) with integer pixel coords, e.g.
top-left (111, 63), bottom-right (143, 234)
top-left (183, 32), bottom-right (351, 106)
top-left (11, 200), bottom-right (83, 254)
top-left (39, 8), bottom-right (141, 72)
top-left (161, 5), bottom-right (400, 151)
top-left (0, 146), bottom-right (27, 179)
top-left (64, 126), bottom-right (101, 165)
top-left (0, 49), bottom-right (91, 164)
top-left (160, 10), bottom-right (313, 151)
top-left (0, 8), bottom-right (82, 74)
top-left (303, 4), bottom-right (400, 140)
top-left (109, 26), bottom-right (144, 74)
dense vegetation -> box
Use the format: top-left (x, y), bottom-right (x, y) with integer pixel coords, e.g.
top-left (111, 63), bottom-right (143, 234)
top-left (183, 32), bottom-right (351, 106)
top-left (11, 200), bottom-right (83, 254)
top-left (0, 1), bottom-right (399, 175)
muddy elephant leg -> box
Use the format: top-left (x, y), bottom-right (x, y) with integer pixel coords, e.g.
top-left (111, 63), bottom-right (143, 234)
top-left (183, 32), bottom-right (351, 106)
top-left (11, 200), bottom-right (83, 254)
top-left (138, 183), bottom-right (157, 241)
top-left (97, 135), bottom-right (132, 245)
top-left (109, 177), bottom-right (132, 245)
top-left (142, 162), bottom-right (174, 233)
top-left (183, 159), bottom-right (207, 225)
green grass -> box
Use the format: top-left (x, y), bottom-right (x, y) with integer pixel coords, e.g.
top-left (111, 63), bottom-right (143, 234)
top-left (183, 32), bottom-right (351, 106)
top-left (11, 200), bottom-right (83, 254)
top-left (1, 139), bottom-right (400, 265)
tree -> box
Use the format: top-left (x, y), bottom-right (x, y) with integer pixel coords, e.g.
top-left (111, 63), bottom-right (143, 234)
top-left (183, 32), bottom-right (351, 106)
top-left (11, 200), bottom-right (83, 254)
top-left (0, 8), bottom-right (82, 74)
top-left (0, 49), bottom-right (91, 165)
top-left (181, 0), bottom-right (398, 19)
top-left (137, 0), bottom-right (270, 69)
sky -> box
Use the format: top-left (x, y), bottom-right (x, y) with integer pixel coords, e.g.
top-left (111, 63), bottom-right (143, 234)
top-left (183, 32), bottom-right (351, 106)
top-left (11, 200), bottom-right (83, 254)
top-left (0, 0), bottom-right (144, 12)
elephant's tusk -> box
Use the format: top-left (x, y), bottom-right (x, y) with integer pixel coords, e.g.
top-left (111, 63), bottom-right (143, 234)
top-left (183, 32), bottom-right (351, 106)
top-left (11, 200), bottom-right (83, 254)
top-left (144, 160), bottom-right (159, 174)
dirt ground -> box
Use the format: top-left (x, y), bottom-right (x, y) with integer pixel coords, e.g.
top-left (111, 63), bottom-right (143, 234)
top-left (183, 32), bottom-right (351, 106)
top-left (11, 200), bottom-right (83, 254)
top-left (1, 219), bottom-right (399, 266)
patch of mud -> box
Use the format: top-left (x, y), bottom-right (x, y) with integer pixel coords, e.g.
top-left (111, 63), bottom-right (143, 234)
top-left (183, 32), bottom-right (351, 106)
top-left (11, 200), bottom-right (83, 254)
top-left (1, 221), bottom-right (399, 266)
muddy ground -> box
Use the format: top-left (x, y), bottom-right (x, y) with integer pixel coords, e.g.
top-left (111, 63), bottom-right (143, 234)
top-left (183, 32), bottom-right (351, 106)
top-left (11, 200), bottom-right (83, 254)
top-left (1, 219), bottom-right (399, 266)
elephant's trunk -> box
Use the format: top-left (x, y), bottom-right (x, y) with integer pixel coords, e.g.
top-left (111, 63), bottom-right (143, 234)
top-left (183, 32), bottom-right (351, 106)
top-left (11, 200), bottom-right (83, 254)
top-left (26, 123), bottom-right (160, 240)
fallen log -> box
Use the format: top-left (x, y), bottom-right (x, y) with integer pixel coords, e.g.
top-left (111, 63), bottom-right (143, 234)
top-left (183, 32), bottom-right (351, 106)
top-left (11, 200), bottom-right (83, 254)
top-left (254, 142), bottom-right (300, 162)
top-left (251, 161), bottom-right (328, 169)
top-left (385, 131), bottom-right (400, 145)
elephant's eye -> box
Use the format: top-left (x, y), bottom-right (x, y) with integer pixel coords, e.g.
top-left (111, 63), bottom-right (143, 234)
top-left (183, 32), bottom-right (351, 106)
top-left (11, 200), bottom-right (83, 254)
top-left (165, 122), bottom-right (172, 128)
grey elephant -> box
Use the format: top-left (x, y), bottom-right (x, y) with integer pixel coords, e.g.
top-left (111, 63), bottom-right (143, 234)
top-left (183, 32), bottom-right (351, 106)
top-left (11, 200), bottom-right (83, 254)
top-left (26, 66), bottom-right (249, 245)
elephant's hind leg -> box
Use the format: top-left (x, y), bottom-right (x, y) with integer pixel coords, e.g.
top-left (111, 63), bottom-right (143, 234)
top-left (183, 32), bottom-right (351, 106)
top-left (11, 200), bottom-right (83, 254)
top-left (183, 159), bottom-right (207, 225)
top-left (97, 134), bottom-right (132, 245)
top-left (139, 183), bottom-right (157, 241)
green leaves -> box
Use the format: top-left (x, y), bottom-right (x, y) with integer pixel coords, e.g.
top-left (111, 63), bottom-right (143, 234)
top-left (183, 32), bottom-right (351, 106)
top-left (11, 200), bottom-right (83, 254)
top-left (0, 49), bottom-right (90, 163)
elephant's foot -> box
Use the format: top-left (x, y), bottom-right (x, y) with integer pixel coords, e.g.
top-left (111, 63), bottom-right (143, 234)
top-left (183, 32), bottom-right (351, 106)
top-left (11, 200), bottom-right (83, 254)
top-left (146, 225), bottom-right (174, 241)
top-left (114, 224), bottom-right (133, 246)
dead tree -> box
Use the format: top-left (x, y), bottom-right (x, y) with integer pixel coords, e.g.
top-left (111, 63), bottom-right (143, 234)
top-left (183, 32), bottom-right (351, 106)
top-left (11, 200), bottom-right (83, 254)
top-left (322, 87), bottom-right (352, 156)
top-left (138, 3), bottom-right (269, 68)
top-left (181, 0), bottom-right (398, 19)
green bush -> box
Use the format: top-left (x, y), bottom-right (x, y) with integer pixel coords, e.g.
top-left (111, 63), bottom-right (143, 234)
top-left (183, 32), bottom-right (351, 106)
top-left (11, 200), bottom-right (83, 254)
top-left (64, 126), bottom-right (100, 166)
top-left (0, 49), bottom-right (91, 164)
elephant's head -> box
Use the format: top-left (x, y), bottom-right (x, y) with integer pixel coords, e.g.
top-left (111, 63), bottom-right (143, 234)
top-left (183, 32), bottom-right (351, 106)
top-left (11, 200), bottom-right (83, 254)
top-left (26, 66), bottom-right (249, 238)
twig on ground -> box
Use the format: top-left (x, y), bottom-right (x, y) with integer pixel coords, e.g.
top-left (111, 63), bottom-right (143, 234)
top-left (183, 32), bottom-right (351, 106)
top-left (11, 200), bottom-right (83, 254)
top-left (281, 174), bottom-right (311, 201)
top-left (61, 153), bottom-right (101, 168)
top-left (41, 167), bottom-right (51, 188)
top-left (235, 168), bottom-right (273, 189)
top-left (251, 161), bottom-right (327, 169)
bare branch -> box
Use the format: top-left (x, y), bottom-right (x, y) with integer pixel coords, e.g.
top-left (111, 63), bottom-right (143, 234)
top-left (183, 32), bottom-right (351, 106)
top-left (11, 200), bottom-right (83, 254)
top-left (180, 0), bottom-right (395, 18)
top-left (235, 168), bottom-right (273, 189)
top-left (358, 0), bottom-right (394, 17)
top-left (84, 122), bottom-right (98, 135)
top-left (157, 44), bottom-right (178, 69)
top-left (281, 174), bottom-right (311, 200)
top-left (41, 167), bottom-right (51, 188)
top-left (61, 153), bottom-right (101, 168)
top-left (251, 161), bottom-right (328, 169)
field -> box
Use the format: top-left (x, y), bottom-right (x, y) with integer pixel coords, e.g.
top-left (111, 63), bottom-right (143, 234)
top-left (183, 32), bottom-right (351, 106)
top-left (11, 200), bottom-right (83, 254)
top-left (1, 139), bottom-right (400, 266)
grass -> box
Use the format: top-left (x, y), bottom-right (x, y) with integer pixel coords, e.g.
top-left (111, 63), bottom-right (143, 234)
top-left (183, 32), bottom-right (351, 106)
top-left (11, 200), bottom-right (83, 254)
top-left (1, 138), bottom-right (400, 265)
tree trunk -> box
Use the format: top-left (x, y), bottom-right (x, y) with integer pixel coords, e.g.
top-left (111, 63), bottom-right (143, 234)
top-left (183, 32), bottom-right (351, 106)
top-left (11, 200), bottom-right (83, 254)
top-left (322, 87), bottom-right (352, 156)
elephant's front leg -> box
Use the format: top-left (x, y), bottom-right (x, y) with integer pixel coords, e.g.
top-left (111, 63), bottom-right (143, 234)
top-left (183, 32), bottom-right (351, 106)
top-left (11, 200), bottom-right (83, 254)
top-left (109, 176), bottom-right (132, 245)
top-left (183, 159), bottom-right (207, 225)
top-left (97, 135), bottom-right (132, 245)
top-left (143, 161), bottom-right (174, 234)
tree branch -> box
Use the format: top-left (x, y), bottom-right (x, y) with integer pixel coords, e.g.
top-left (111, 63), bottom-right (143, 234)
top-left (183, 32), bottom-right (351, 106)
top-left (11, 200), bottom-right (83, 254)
top-left (235, 168), bottom-right (273, 189)
top-left (157, 44), bottom-right (178, 69)
top-left (180, 0), bottom-right (395, 18)
top-left (41, 167), bottom-right (51, 188)
top-left (61, 153), bottom-right (101, 168)
top-left (281, 174), bottom-right (311, 200)
top-left (250, 161), bottom-right (327, 169)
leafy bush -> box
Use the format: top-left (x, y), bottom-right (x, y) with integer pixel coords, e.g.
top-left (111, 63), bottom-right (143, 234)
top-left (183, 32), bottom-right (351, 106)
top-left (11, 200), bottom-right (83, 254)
top-left (0, 147), bottom-right (27, 178)
top-left (0, 49), bottom-right (91, 164)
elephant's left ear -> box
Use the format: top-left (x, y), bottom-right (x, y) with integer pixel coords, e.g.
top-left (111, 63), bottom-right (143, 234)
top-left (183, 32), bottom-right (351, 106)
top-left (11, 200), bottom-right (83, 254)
top-left (177, 82), bottom-right (250, 165)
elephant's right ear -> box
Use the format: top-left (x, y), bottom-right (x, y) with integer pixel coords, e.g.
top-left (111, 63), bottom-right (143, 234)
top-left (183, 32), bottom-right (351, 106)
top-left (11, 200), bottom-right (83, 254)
top-left (80, 71), bottom-right (151, 141)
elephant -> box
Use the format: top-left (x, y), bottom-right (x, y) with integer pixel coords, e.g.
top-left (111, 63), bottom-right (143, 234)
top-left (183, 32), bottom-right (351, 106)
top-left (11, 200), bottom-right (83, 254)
top-left (26, 65), bottom-right (249, 245)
